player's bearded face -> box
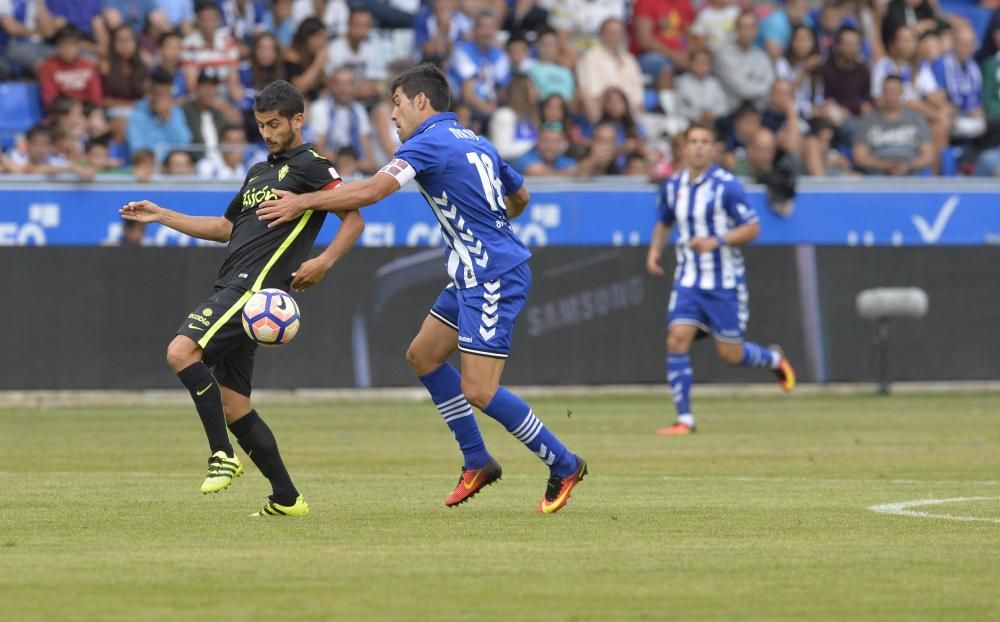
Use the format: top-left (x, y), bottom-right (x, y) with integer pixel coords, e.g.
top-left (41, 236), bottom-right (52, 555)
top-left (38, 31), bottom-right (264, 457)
top-left (256, 111), bottom-right (301, 154)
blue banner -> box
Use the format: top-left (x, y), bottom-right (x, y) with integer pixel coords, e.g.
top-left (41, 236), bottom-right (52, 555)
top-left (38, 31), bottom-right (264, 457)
top-left (0, 183), bottom-right (995, 246)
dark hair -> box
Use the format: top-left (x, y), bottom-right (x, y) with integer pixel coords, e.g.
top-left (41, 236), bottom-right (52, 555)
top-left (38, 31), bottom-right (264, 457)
top-left (54, 24), bottom-right (82, 43)
top-left (106, 25), bottom-right (146, 101)
top-left (786, 24), bottom-right (816, 63)
top-left (882, 74), bottom-right (904, 87)
top-left (599, 87), bottom-right (639, 139)
top-left (157, 30), bottom-right (181, 47)
top-left (26, 124), bottom-right (50, 141)
top-left (836, 25), bottom-right (861, 43)
top-left (254, 80), bottom-right (305, 119)
top-left (48, 95), bottom-right (81, 118)
top-left (389, 63), bottom-right (451, 112)
top-left (684, 121), bottom-right (717, 140)
top-left (149, 66), bottom-right (174, 86)
top-left (164, 149), bottom-right (193, 166)
top-left (733, 101), bottom-right (761, 121)
top-left (349, 7), bottom-right (372, 21)
top-left (195, 0), bottom-right (220, 15)
top-left (221, 124), bottom-right (246, 139)
top-left (250, 32), bottom-right (286, 89)
top-left (85, 135), bottom-right (109, 152)
top-left (336, 145), bottom-right (359, 159)
top-left (132, 148), bottom-right (155, 165)
top-left (292, 17), bottom-right (325, 60)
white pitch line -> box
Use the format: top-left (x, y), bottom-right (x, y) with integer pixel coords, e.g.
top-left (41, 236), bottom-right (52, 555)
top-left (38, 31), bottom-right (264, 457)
top-left (868, 497), bottom-right (1000, 524)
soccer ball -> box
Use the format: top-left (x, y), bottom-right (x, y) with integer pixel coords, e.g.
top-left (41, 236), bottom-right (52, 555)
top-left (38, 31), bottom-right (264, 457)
top-left (241, 288), bottom-right (301, 346)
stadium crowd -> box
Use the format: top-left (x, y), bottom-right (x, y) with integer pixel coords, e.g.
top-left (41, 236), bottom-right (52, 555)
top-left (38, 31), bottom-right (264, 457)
top-left (0, 0), bottom-right (999, 183)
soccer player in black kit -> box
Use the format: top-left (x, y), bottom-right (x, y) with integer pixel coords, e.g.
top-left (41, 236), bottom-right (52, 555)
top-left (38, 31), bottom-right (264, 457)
top-left (121, 81), bottom-right (364, 517)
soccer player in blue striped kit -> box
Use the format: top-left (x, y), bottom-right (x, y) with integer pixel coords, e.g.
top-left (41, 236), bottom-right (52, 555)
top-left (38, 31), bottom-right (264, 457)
top-left (646, 122), bottom-right (796, 435)
top-left (257, 64), bottom-right (586, 513)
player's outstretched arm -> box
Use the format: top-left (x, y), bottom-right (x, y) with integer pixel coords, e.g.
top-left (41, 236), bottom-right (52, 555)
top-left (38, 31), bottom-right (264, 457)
top-left (120, 200), bottom-right (233, 242)
top-left (646, 221), bottom-right (671, 277)
top-left (289, 210), bottom-right (366, 292)
top-left (257, 173), bottom-right (400, 228)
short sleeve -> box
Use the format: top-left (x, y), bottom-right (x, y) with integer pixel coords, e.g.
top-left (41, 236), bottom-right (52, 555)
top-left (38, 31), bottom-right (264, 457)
top-left (915, 63), bottom-right (939, 97)
top-left (722, 179), bottom-right (758, 225)
top-left (223, 190), bottom-right (243, 222)
top-left (300, 156), bottom-right (342, 192)
top-left (657, 181), bottom-right (675, 226)
top-left (498, 156), bottom-right (524, 195)
top-left (392, 134), bottom-right (440, 178)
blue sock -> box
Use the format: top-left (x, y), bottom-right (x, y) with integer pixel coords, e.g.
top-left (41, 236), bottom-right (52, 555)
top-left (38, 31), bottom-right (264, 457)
top-left (740, 343), bottom-right (780, 369)
top-left (419, 363), bottom-right (491, 470)
top-left (482, 387), bottom-right (577, 478)
top-left (667, 354), bottom-right (694, 426)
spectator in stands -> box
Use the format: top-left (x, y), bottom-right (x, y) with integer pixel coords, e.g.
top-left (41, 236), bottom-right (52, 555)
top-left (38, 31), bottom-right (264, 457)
top-left (689, 0), bottom-right (739, 54)
top-left (105, 105), bottom-right (131, 163)
top-left (181, 0), bottom-right (242, 102)
top-left (263, 0), bottom-right (294, 47)
top-left (514, 125), bottom-right (577, 176)
top-left (729, 127), bottom-right (798, 216)
top-left (82, 136), bottom-right (119, 173)
top-left (539, 93), bottom-right (584, 152)
top-left (758, 0), bottom-right (812, 59)
top-left (917, 28), bottom-right (943, 65)
top-left (506, 34), bottom-right (533, 73)
top-left (812, 0), bottom-right (860, 61)
top-left (219, 0), bottom-right (268, 45)
top-left (415, 0), bottom-right (470, 64)
top-left (163, 148), bottom-right (194, 175)
top-left (326, 8), bottom-right (387, 105)
top-left (120, 218), bottom-right (146, 245)
top-left (48, 95), bottom-right (89, 144)
top-left (490, 73), bottom-right (540, 161)
top-left (334, 145), bottom-right (363, 181)
top-left (880, 0), bottom-right (950, 50)
top-left (240, 32), bottom-right (286, 96)
top-left (126, 67), bottom-right (192, 154)
top-left (931, 26), bottom-right (986, 140)
top-left (291, 0), bottom-right (349, 39)
top-left (631, 0), bottom-right (695, 77)
top-left (775, 25), bottom-right (822, 117)
top-left (577, 17), bottom-right (643, 124)
top-left (982, 22), bottom-right (1000, 121)
top-left (100, 25), bottom-right (146, 108)
top-left (0, 0), bottom-right (66, 79)
top-left (46, 1), bottom-right (104, 47)
top-left (38, 25), bottom-right (102, 110)
top-left (183, 70), bottom-right (242, 160)
top-left (576, 122), bottom-right (622, 176)
top-left (504, 0), bottom-right (549, 40)
top-left (369, 87), bottom-right (401, 163)
top-left (154, 31), bottom-right (188, 99)
top-left (721, 103), bottom-right (762, 171)
top-left (450, 9), bottom-right (511, 132)
top-left (542, 0), bottom-right (626, 51)
top-left (597, 86), bottom-right (646, 170)
top-left (102, 0), bottom-right (156, 34)
top-left (131, 147), bottom-right (155, 181)
top-left (526, 29), bottom-right (575, 102)
top-left (308, 66), bottom-right (376, 173)
top-left (196, 124), bottom-right (248, 179)
top-left (284, 16), bottom-right (327, 100)
top-left (872, 25), bottom-right (950, 155)
top-left (819, 26), bottom-right (871, 125)
top-left (802, 115), bottom-right (858, 176)
top-left (853, 74), bottom-right (935, 175)
top-left (674, 47), bottom-right (728, 124)
top-left (155, 0), bottom-right (196, 32)
top-left (761, 79), bottom-right (806, 160)
top-left (3, 123), bottom-right (74, 174)
top-left (715, 12), bottom-right (774, 112)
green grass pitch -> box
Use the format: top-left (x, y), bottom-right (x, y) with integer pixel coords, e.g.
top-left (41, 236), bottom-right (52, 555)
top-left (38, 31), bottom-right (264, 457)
top-left (2, 392), bottom-right (999, 621)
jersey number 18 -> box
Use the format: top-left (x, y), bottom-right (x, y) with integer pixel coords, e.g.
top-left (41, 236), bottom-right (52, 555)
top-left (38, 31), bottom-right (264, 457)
top-left (466, 152), bottom-right (505, 213)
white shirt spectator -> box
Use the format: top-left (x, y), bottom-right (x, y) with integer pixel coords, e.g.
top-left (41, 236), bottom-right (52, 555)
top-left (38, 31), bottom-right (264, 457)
top-left (196, 153), bottom-right (248, 180)
top-left (690, 5), bottom-right (740, 52)
top-left (870, 57), bottom-right (938, 102)
top-left (674, 72), bottom-right (729, 122)
top-left (541, 0), bottom-right (626, 45)
top-left (576, 43), bottom-right (644, 116)
top-left (308, 95), bottom-right (373, 158)
top-left (325, 36), bottom-right (388, 83)
top-left (291, 0), bottom-right (348, 37)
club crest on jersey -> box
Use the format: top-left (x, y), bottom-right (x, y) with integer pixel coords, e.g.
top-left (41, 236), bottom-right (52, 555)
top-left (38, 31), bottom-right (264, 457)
top-left (278, 164), bottom-right (289, 181)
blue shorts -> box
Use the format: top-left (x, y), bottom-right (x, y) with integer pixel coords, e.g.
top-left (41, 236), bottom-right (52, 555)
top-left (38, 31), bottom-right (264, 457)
top-left (430, 262), bottom-right (531, 358)
top-left (668, 284), bottom-right (748, 343)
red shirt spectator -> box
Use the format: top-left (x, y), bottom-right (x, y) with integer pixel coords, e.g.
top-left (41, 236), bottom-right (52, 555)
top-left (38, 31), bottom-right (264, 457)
top-left (38, 25), bottom-right (102, 110)
top-left (631, 0), bottom-right (695, 59)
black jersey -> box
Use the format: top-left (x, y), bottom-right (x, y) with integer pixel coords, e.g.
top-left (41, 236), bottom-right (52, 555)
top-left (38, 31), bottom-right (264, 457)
top-left (216, 143), bottom-right (340, 291)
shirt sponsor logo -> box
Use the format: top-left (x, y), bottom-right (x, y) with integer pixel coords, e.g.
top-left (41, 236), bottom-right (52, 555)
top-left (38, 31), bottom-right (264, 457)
top-left (242, 185), bottom-right (279, 211)
top-left (187, 313), bottom-right (212, 326)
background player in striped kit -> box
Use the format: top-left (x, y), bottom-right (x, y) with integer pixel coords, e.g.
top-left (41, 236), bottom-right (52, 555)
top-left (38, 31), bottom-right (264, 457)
top-left (646, 122), bottom-right (796, 436)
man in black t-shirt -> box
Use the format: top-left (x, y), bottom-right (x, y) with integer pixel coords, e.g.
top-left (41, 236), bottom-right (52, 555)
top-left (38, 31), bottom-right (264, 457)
top-left (121, 81), bottom-right (365, 517)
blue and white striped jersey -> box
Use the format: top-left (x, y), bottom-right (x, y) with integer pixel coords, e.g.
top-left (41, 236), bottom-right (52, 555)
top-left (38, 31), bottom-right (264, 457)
top-left (657, 164), bottom-right (759, 290)
top-left (384, 112), bottom-right (531, 289)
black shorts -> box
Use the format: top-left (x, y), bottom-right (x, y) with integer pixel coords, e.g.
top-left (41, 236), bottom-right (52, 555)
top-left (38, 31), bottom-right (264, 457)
top-left (176, 285), bottom-right (258, 396)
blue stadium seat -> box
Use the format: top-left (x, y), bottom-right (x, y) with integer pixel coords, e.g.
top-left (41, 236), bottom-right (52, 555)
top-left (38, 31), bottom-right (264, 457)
top-left (0, 82), bottom-right (43, 148)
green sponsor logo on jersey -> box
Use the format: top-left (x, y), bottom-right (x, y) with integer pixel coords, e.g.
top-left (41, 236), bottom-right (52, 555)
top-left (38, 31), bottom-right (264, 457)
top-left (242, 185), bottom-right (279, 211)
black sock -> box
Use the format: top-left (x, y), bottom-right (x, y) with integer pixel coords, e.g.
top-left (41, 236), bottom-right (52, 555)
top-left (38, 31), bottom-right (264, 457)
top-left (177, 362), bottom-right (233, 456)
top-left (229, 409), bottom-right (299, 505)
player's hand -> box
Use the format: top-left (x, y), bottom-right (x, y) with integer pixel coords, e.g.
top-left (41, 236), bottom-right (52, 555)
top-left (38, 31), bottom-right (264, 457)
top-left (290, 256), bottom-right (332, 292)
top-left (689, 237), bottom-right (720, 254)
top-left (258, 189), bottom-right (306, 228)
top-left (120, 200), bottom-right (162, 223)
top-left (646, 250), bottom-right (665, 277)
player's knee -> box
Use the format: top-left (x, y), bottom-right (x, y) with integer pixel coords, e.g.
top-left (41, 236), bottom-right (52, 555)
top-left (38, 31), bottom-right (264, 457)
top-left (166, 337), bottom-right (200, 373)
top-left (666, 333), bottom-right (690, 353)
top-left (461, 379), bottom-right (496, 410)
top-left (405, 342), bottom-right (432, 375)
